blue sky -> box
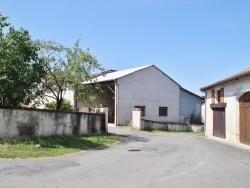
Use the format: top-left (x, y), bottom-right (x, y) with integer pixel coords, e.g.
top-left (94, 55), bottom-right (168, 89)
top-left (1, 0), bottom-right (250, 95)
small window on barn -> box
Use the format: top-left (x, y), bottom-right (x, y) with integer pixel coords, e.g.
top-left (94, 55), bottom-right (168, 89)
top-left (159, 107), bottom-right (168, 116)
top-left (134, 106), bottom-right (145, 116)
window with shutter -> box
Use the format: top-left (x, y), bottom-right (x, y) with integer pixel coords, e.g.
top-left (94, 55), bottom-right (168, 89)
top-left (212, 90), bottom-right (215, 104)
top-left (220, 88), bottom-right (224, 103)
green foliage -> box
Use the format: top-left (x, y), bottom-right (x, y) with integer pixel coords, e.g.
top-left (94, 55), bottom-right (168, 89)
top-left (190, 113), bottom-right (204, 125)
top-left (38, 40), bottom-right (104, 110)
top-left (200, 96), bottom-right (205, 100)
top-left (0, 13), bottom-right (45, 107)
top-left (44, 100), bottom-right (73, 111)
top-left (0, 13), bottom-right (103, 109)
top-left (0, 134), bottom-right (121, 159)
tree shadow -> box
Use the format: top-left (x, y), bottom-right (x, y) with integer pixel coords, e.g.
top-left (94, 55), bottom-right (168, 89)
top-left (118, 134), bottom-right (149, 145)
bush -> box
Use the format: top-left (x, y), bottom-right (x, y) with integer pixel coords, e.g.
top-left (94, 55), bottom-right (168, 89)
top-left (190, 113), bottom-right (203, 125)
top-left (45, 100), bottom-right (73, 111)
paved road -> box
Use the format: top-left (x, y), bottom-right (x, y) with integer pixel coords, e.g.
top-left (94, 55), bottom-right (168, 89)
top-left (1, 127), bottom-right (250, 188)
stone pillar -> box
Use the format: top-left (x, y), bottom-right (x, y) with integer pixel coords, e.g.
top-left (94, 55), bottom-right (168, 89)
top-left (132, 108), bottom-right (142, 130)
top-left (97, 107), bottom-right (109, 132)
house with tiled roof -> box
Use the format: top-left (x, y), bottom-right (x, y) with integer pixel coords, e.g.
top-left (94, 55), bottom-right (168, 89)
top-left (200, 66), bottom-right (250, 146)
top-left (79, 65), bottom-right (201, 126)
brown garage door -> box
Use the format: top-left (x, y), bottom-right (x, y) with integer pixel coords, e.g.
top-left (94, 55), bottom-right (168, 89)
top-left (213, 108), bottom-right (226, 139)
top-left (240, 92), bottom-right (250, 145)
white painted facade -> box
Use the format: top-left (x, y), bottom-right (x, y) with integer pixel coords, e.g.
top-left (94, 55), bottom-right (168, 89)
top-left (203, 76), bottom-right (250, 144)
top-left (38, 86), bottom-right (74, 109)
top-left (201, 101), bottom-right (205, 123)
top-left (116, 66), bottom-right (181, 125)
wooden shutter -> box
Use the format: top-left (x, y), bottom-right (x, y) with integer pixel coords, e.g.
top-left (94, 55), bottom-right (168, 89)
top-left (212, 90), bottom-right (215, 104)
top-left (220, 88), bottom-right (224, 103)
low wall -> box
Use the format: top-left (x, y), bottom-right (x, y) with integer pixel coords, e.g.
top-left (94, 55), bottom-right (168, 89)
top-left (0, 108), bottom-right (106, 138)
top-left (141, 119), bottom-right (204, 132)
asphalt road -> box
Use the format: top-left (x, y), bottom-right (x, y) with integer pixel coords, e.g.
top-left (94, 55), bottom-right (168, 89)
top-left (1, 127), bottom-right (250, 188)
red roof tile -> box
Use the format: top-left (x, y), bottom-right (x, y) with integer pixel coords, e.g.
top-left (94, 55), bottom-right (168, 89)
top-left (200, 67), bottom-right (250, 91)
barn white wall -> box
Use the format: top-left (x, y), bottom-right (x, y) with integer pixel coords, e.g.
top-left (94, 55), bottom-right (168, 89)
top-left (117, 66), bottom-right (180, 125)
top-left (180, 89), bottom-right (201, 120)
top-left (204, 76), bottom-right (250, 144)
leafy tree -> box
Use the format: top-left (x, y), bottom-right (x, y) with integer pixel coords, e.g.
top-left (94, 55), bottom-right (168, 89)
top-left (44, 100), bottom-right (73, 111)
top-left (0, 13), bottom-right (45, 107)
top-left (38, 40), bottom-right (104, 111)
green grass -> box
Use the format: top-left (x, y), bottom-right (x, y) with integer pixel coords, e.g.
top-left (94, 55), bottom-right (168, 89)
top-left (143, 129), bottom-right (205, 136)
top-left (0, 133), bottom-right (121, 159)
top-left (119, 125), bottom-right (204, 136)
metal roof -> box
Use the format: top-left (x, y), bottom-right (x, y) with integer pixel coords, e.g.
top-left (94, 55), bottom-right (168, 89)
top-left (200, 66), bottom-right (250, 91)
top-left (84, 65), bottom-right (153, 83)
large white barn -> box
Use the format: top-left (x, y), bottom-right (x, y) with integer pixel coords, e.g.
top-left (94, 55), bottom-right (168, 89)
top-left (79, 65), bottom-right (201, 126)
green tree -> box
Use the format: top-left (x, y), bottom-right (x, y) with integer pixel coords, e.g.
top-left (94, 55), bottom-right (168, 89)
top-left (0, 13), bottom-right (45, 107)
top-left (38, 40), bottom-right (104, 111)
top-left (44, 100), bottom-right (73, 111)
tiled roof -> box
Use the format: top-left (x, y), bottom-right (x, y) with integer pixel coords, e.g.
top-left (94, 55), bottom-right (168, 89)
top-left (83, 65), bottom-right (153, 83)
top-left (200, 67), bottom-right (250, 91)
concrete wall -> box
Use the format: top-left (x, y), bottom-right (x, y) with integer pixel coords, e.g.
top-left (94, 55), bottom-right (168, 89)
top-left (204, 76), bottom-right (250, 144)
top-left (117, 66), bottom-right (180, 125)
top-left (0, 108), bottom-right (106, 138)
top-left (141, 119), bottom-right (204, 132)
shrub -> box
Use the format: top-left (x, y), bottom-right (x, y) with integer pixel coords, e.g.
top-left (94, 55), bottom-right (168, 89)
top-left (190, 113), bottom-right (203, 125)
top-left (45, 100), bottom-right (73, 111)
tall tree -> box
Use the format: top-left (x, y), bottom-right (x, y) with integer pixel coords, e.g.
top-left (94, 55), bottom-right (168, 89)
top-left (38, 40), bottom-right (104, 111)
top-left (0, 13), bottom-right (45, 107)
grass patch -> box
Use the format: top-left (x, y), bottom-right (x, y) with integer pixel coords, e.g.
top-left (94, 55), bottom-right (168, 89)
top-left (0, 133), bottom-right (121, 159)
top-left (118, 126), bottom-right (205, 136)
top-left (143, 130), bottom-right (205, 136)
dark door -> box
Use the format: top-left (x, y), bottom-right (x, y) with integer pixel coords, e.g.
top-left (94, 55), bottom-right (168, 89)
top-left (239, 92), bottom-right (250, 145)
top-left (213, 108), bottom-right (226, 139)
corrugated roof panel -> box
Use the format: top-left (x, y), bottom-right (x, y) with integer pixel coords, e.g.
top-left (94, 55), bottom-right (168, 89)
top-left (84, 65), bottom-right (153, 83)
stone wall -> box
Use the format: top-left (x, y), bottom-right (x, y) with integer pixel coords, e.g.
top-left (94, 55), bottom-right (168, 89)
top-left (0, 108), bottom-right (106, 138)
top-left (141, 119), bottom-right (204, 132)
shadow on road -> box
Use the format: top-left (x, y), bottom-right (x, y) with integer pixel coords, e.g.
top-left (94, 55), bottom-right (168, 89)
top-left (119, 134), bottom-right (149, 145)
top-left (93, 134), bottom-right (149, 151)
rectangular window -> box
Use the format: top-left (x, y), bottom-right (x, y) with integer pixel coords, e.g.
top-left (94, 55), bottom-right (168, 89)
top-left (134, 106), bottom-right (145, 116)
top-left (220, 88), bottom-right (224, 103)
top-left (217, 88), bottom-right (224, 103)
top-left (159, 107), bottom-right (168, 116)
top-left (217, 90), bottom-right (221, 103)
top-left (211, 90), bottom-right (215, 104)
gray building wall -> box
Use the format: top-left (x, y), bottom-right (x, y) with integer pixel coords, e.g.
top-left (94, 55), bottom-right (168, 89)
top-left (180, 89), bottom-right (201, 116)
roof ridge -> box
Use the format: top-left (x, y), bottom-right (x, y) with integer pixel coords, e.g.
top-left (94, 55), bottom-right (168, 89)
top-left (200, 66), bottom-right (250, 91)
